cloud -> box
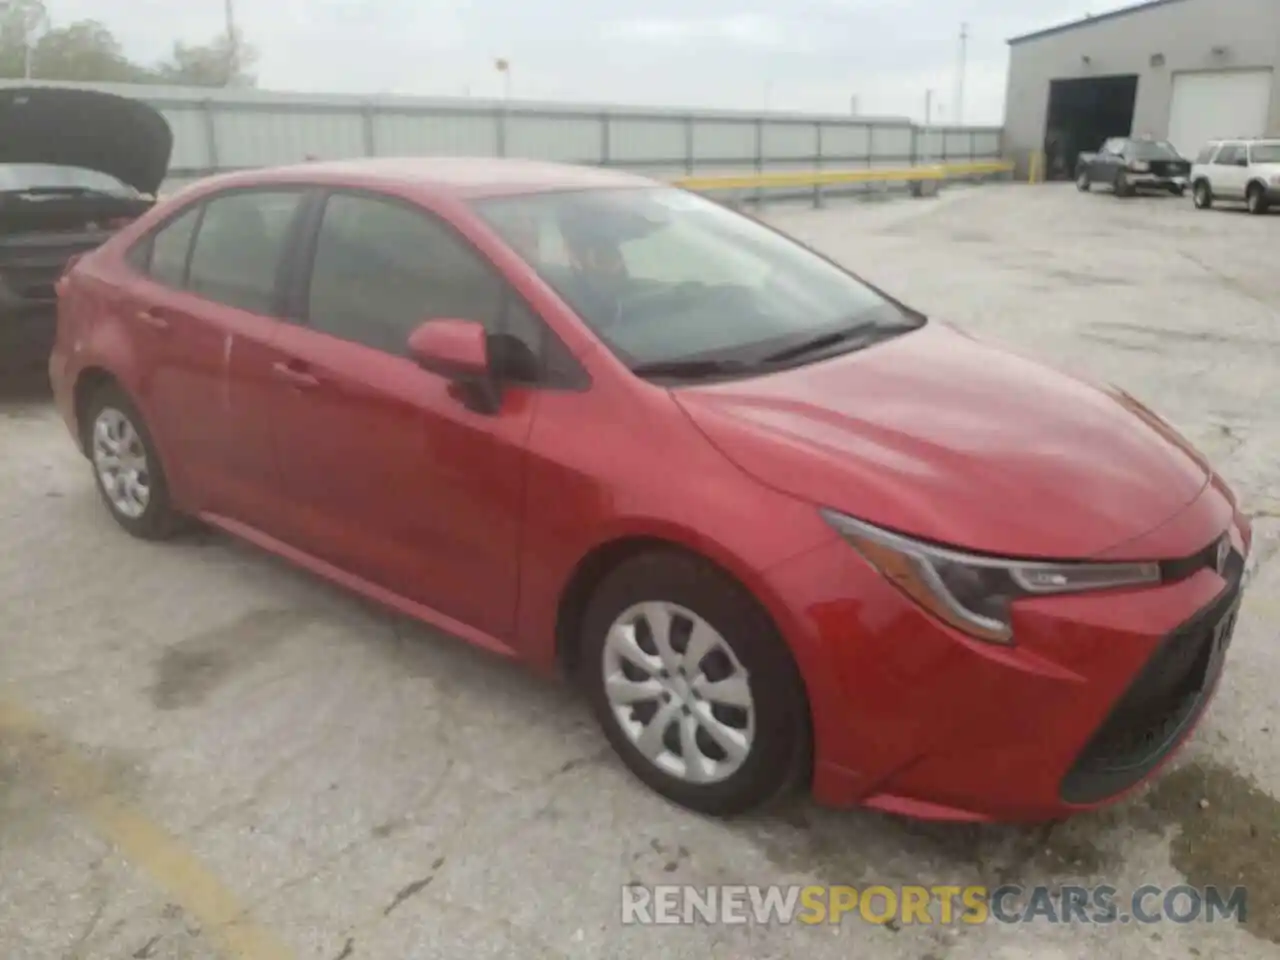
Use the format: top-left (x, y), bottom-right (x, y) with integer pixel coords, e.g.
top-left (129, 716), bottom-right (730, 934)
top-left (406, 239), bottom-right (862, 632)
top-left (601, 13), bottom-right (810, 51)
top-left (41, 0), bottom-right (1144, 124)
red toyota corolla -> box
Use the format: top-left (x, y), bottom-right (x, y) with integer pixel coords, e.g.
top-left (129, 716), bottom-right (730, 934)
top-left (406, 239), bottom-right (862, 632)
top-left (49, 158), bottom-right (1251, 822)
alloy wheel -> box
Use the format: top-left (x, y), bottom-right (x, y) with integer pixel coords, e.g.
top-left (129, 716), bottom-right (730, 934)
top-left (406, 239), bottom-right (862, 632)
top-left (92, 407), bottom-right (151, 519)
top-left (601, 600), bottom-right (756, 784)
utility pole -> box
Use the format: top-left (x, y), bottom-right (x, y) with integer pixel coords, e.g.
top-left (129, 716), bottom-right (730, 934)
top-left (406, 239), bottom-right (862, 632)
top-left (849, 94), bottom-right (859, 116)
top-left (954, 22), bottom-right (969, 126)
top-left (495, 58), bottom-right (511, 101)
top-left (921, 89), bottom-right (933, 162)
top-left (2, 0), bottom-right (48, 80)
top-left (224, 0), bottom-right (237, 86)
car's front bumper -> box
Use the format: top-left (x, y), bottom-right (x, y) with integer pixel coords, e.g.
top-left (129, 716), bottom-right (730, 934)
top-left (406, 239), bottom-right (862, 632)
top-left (765, 476), bottom-right (1251, 822)
top-left (1128, 173), bottom-right (1188, 190)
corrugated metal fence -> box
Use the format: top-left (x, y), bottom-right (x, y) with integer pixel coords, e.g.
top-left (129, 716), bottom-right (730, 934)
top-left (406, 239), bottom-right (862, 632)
top-left (1, 80), bottom-right (1004, 199)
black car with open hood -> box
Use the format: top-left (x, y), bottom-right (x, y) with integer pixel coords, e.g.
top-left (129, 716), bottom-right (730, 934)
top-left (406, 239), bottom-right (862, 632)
top-left (1, 85), bottom-right (174, 372)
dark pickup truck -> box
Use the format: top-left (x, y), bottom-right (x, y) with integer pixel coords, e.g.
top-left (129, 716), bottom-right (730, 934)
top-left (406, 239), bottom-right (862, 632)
top-left (1, 86), bottom-right (173, 374)
top-left (1075, 137), bottom-right (1192, 197)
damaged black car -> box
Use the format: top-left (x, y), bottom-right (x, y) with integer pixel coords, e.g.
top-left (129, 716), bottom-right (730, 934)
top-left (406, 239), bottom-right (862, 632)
top-left (1, 86), bottom-right (173, 374)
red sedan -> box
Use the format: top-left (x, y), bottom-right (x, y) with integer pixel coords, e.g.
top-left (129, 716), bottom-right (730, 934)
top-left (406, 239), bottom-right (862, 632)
top-left (50, 158), bottom-right (1251, 822)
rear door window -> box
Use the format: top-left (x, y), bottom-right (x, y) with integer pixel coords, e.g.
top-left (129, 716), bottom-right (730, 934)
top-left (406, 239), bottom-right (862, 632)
top-left (143, 206), bottom-right (202, 288)
top-left (1247, 142), bottom-right (1280, 164)
top-left (186, 190), bottom-right (306, 314)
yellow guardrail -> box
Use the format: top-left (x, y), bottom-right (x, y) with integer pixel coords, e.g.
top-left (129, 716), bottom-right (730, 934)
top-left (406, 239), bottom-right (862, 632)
top-left (155, 160), bottom-right (1013, 201)
top-left (671, 160), bottom-right (1014, 192)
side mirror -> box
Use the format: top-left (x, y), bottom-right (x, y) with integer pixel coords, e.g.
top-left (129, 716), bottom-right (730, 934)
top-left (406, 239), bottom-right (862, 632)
top-left (407, 318), bottom-right (500, 413)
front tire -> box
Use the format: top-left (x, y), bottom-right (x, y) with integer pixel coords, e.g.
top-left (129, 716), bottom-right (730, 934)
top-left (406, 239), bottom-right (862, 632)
top-left (1114, 172), bottom-right (1132, 197)
top-left (1193, 180), bottom-right (1213, 209)
top-left (1076, 171), bottom-right (1090, 192)
top-left (581, 551), bottom-right (810, 817)
top-left (1169, 183), bottom-right (1187, 197)
top-left (84, 383), bottom-right (183, 540)
top-left (1246, 183), bottom-right (1269, 215)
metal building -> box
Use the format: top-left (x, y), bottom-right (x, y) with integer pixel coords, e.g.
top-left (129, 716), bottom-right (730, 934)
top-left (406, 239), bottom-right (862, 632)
top-left (1002, 0), bottom-right (1280, 179)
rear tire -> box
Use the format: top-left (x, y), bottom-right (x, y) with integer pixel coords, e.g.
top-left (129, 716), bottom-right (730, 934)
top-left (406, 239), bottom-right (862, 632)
top-left (1246, 183), bottom-right (1269, 215)
top-left (1193, 180), bottom-right (1213, 209)
top-left (83, 383), bottom-right (183, 541)
top-left (580, 550), bottom-right (810, 817)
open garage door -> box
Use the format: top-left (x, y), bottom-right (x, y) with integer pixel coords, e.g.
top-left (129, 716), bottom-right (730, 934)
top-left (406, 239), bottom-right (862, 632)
top-left (1167, 69), bottom-right (1273, 157)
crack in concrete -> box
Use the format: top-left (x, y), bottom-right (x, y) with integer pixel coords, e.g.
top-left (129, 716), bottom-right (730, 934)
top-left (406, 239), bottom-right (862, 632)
top-left (382, 856), bottom-right (446, 916)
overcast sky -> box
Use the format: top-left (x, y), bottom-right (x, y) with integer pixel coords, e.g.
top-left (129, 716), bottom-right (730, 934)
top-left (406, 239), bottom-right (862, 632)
top-left (46, 0), bottom-right (1137, 124)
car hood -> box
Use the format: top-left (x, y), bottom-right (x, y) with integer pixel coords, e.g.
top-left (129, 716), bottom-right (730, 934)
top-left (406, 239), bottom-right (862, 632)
top-left (0, 86), bottom-right (173, 196)
top-left (674, 322), bottom-right (1212, 559)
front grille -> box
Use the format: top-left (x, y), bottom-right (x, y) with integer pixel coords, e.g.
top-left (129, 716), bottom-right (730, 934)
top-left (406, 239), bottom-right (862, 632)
top-left (1059, 555), bottom-right (1242, 805)
top-left (1149, 160), bottom-right (1189, 177)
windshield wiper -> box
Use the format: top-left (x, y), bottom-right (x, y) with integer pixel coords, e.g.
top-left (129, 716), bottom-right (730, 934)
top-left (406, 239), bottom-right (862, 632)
top-left (630, 358), bottom-right (752, 379)
top-left (758, 322), bottom-right (881, 364)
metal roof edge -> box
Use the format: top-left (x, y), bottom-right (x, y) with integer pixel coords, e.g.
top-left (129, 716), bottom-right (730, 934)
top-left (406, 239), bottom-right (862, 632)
top-left (1007, 0), bottom-right (1193, 46)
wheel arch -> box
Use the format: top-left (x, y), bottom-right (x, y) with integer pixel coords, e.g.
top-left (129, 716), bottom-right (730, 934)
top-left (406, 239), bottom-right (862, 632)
top-left (553, 533), bottom-right (807, 699)
top-left (72, 366), bottom-right (121, 455)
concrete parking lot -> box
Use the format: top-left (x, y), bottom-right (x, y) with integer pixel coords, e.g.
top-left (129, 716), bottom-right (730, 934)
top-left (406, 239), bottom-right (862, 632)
top-left (2, 182), bottom-right (1278, 960)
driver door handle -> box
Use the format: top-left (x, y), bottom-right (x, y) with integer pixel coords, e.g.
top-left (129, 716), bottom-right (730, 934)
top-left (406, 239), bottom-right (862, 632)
top-left (271, 360), bottom-right (320, 389)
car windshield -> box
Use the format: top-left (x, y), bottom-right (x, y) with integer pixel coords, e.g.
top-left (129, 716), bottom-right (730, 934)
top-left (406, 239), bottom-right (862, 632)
top-left (1249, 143), bottom-right (1280, 163)
top-left (0, 163), bottom-right (137, 196)
top-left (1130, 140), bottom-right (1181, 160)
top-left (472, 186), bottom-right (922, 375)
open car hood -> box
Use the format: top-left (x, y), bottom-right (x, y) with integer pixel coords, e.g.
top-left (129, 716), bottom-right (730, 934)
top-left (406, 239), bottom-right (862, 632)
top-left (0, 86), bottom-right (173, 196)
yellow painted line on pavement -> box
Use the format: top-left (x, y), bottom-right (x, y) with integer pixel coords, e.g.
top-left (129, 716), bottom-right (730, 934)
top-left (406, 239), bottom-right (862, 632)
top-left (0, 700), bottom-right (295, 960)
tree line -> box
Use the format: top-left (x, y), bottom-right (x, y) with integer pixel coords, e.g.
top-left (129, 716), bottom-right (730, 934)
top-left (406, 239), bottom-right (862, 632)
top-left (0, 0), bottom-right (257, 87)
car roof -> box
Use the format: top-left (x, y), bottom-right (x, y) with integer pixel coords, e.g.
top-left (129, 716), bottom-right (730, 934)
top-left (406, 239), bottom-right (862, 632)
top-left (197, 156), bottom-right (659, 200)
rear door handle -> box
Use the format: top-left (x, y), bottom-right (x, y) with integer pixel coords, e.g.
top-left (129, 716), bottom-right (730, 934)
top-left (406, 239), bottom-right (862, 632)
top-left (136, 308), bottom-right (170, 331)
top-left (271, 360), bottom-right (320, 389)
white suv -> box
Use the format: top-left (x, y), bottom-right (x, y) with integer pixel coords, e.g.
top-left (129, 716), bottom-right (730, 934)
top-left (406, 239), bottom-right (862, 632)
top-left (1190, 139), bottom-right (1280, 214)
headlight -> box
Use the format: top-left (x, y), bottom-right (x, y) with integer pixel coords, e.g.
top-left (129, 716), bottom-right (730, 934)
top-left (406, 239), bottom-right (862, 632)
top-left (821, 510), bottom-right (1161, 645)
